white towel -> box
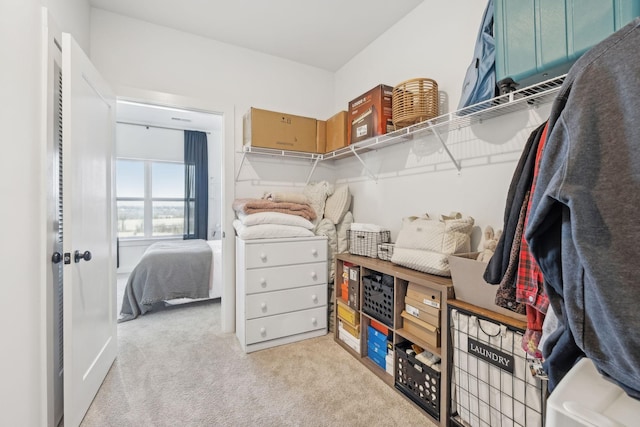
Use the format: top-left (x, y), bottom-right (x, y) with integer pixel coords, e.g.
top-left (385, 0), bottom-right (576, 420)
top-left (350, 222), bottom-right (383, 232)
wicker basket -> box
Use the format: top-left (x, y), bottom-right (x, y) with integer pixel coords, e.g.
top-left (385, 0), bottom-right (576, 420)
top-left (392, 78), bottom-right (439, 129)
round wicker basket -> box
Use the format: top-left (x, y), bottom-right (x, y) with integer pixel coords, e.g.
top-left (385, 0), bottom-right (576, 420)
top-left (392, 78), bottom-right (439, 129)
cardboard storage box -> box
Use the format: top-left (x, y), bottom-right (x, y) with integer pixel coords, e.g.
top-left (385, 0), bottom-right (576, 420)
top-left (337, 300), bottom-right (359, 327)
top-left (325, 111), bottom-right (349, 152)
top-left (347, 264), bottom-right (359, 310)
top-left (404, 295), bottom-right (440, 327)
top-left (348, 84), bottom-right (394, 144)
top-left (316, 120), bottom-right (326, 153)
top-left (401, 310), bottom-right (440, 348)
top-left (448, 253), bottom-right (527, 321)
top-left (243, 107), bottom-right (318, 153)
top-left (406, 282), bottom-right (441, 310)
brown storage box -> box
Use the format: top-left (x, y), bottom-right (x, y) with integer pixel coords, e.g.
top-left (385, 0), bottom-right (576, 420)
top-left (337, 300), bottom-right (359, 327)
top-left (448, 253), bottom-right (527, 321)
top-left (316, 120), bottom-right (326, 153)
top-left (406, 282), bottom-right (441, 310)
top-left (325, 111), bottom-right (349, 152)
top-left (401, 310), bottom-right (440, 348)
top-left (348, 84), bottom-right (394, 144)
top-left (404, 295), bottom-right (440, 327)
top-left (243, 107), bottom-right (318, 153)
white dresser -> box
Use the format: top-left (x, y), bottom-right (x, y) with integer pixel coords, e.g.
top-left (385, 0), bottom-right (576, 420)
top-left (235, 236), bottom-right (328, 353)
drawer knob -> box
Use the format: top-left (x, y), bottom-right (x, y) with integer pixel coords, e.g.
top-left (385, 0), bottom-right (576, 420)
top-left (311, 248), bottom-right (318, 256)
top-left (260, 302), bottom-right (267, 311)
top-left (259, 277), bottom-right (267, 287)
top-left (311, 294), bottom-right (318, 303)
top-left (260, 327), bottom-right (266, 336)
top-left (310, 271), bottom-right (317, 280)
top-left (260, 253), bottom-right (267, 262)
top-left (311, 317), bottom-right (317, 326)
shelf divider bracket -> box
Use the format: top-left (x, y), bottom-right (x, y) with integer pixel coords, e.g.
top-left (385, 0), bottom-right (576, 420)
top-left (305, 157), bottom-right (320, 184)
top-left (235, 151), bottom-right (247, 182)
top-left (429, 121), bottom-right (461, 172)
top-left (352, 147), bottom-right (378, 182)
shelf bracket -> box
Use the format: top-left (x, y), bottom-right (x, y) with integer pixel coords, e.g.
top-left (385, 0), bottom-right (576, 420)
top-left (351, 146), bottom-right (378, 182)
top-left (305, 157), bottom-right (320, 184)
top-left (428, 120), bottom-right (461, 172)
top-left (235, 151), bottom-right (247, 182)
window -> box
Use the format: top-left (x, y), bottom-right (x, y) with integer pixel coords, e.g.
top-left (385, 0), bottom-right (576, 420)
top-left (116, 159), bottom-right (185, 238)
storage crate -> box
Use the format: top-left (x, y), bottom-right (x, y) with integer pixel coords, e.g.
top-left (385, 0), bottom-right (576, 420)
top-left (377, 242), bottom-right (395, 261)
top-left (395, 340), bottom-right (441, 420)
top-left (449, 307), bottom-right (546, 427)
top-left (347, 229), bottom-right (391, 258)
top-left (362, 273), bottom-right (394, 327)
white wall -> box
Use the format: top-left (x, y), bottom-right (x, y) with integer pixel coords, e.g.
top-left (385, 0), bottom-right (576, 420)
top-left (332, 0), bottom-right (550, 249)
top-left (43, 0), bottom-right (91, 54)
top-left (1, 1), bottom-right (91, 425)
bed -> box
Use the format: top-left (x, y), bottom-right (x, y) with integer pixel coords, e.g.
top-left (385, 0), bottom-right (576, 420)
top-left (119, 239), bottom-right (222, 322)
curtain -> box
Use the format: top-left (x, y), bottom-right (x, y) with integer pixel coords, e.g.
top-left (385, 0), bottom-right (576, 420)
top-left (184, 130), bottom-right (208, 240)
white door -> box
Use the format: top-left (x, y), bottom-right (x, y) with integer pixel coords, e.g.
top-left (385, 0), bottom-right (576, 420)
top-left (62, 33), bottom-right (117, 427)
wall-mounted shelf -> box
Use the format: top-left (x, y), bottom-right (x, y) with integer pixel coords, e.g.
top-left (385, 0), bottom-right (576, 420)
top-left (235, 74), bottom-right (566, 182)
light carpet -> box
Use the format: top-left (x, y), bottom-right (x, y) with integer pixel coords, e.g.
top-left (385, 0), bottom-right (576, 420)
top-left (80, 299), bottom-right (437, 427)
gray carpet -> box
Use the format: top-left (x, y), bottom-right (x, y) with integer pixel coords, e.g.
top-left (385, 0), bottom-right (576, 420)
top-left (80, 299), bottom-right (437, 427)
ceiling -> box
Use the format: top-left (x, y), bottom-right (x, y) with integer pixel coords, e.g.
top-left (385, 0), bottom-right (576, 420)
top-left (89, 0), bottom-right (425, 72)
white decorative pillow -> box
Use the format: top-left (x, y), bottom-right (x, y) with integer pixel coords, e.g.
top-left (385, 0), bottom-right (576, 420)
top-left (303, 181), bottom-right (334, 225)
top-left (314, 218), bottom-right (338, 282)
top-left (336, 211), bottom-right (354, 253)
top-left (237, 211), bottom-right (314, 229)
top-left (324, 185), bottom-right (351, 224)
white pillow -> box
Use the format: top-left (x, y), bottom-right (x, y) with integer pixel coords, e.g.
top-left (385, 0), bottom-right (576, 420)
top-left (324, 185), bottom-right (351, 224)
top-left (237, 211), bottom-right (314, 229)
top-left (303, 181), bottom-right (334, 224)
top-left (336, 211), bottom-right (354, 253)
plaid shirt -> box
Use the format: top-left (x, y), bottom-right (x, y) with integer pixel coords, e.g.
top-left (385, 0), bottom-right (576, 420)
top-left (516, 123), bottom-right (549, 315)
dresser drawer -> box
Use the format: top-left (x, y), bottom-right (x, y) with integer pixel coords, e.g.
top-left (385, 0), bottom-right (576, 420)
top-left (245, 284), bottom-right (327, 320)
top-left (245, 262), bottom-right (327, 294)
top-left (244, 239), bottom-right (327, 269)
top-left (245, 306), bottom-right (327, 345)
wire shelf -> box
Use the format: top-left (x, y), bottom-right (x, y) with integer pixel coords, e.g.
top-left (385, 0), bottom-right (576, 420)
top-left (237, 74), bottom-right (565, 179)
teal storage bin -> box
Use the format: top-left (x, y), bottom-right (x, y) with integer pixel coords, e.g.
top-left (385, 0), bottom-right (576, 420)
top-left (495, 0), bottom-right (640, 88)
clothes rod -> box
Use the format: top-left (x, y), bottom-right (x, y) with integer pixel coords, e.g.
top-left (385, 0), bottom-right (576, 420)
top-left (117, 120), bottom-right (211, 134)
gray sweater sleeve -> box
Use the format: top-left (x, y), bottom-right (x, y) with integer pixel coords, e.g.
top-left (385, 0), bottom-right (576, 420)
top-left (526, 17), bottom-right (640, 398)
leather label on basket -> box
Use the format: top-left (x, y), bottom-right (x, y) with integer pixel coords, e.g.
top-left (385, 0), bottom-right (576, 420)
top-left (468, 338), bottom-right (514, 373)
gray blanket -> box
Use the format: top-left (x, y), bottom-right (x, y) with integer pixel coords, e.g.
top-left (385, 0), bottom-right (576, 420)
top-left (119, 239), bottom-right (212, 322)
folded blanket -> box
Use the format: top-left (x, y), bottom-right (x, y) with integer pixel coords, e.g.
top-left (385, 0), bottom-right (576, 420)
top-left (232, 198), bottom-right (316, 221)
top-left (237, 211), bottom-right (315, 229)
top-left (233, 220), bottom-right (315, 240)
top-left (262, 191), bottom-right (309, 205)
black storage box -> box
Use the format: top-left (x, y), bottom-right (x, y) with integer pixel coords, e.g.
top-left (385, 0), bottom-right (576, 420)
top-left (395, 340), bottom-right (441, 420)
top-left (362, 273), bottom-right (394, 327)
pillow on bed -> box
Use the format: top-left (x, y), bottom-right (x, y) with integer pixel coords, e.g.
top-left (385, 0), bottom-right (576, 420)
top-left (303, 181), bottom-right (334, 224)
top-left (237, 211), bottom-right (314, 229)
top-left (233, 219), bottom-right (315, 240)
top-left (324, 185), bottom-right (351, 224)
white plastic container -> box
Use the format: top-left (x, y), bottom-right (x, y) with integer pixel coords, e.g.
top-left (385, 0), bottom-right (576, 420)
top-left (546, 358), bottom-right (640, 427)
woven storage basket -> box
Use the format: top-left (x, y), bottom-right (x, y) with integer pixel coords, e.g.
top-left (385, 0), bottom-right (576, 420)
top-left (392, 78), bottom-right (439, 129)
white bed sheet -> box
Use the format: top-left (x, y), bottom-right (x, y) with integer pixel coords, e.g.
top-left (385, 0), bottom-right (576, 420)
top-left (207, 239), bottom-right (222, 299)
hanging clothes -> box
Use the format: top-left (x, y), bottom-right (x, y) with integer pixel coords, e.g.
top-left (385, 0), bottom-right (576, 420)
top-left (526, 17), bottom-right (640, 397)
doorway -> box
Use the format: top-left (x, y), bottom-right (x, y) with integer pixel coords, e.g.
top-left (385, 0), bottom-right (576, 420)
top-left (114, 100), bottom-right (224, 311)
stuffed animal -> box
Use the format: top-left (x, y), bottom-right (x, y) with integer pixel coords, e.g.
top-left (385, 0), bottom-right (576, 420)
top-left (477, 226), bottom-right (502, 263)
